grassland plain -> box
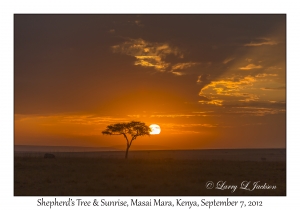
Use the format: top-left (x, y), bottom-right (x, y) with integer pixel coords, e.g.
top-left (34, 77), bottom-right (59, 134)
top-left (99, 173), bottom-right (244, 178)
top-left (14, 151), bottom-right (286, 196)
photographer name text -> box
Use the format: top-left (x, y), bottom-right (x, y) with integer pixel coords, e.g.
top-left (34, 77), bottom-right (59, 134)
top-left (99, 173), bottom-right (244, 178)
top-left (206, 180), bottom-right (276, 193)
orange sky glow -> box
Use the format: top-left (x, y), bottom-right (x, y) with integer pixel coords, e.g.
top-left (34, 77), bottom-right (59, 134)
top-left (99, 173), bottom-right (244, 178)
top-left (14, 15), bottom-right (286, 150)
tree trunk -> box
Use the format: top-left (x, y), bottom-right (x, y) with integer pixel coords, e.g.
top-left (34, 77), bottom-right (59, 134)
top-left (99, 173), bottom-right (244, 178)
top-left (125, 145), bottom-right (130, 159)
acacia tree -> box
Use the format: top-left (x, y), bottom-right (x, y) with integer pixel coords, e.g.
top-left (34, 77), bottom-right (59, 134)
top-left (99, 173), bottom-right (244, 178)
top-left (102, 121), bottom-right (151, 159)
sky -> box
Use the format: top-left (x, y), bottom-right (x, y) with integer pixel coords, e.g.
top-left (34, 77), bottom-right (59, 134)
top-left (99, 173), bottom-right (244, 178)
top-left (14, 14), bottom-right (286, 150)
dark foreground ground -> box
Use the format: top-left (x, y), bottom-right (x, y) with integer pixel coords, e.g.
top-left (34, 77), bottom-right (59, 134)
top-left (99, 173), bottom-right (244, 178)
top-left (14, 150), bottom-right (286, 196)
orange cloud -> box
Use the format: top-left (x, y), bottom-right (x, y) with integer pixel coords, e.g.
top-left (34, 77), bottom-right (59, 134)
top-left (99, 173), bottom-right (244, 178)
top-left (260, 86), bottom-right (285, 90)
top-left (134, 55), bottom-right (169, 71)
top-left (198, 99), bottom-right (223, 106)
top-left (171, 62), bottom-right (200, 70)
top-left (244, 38), bottom-right (278, 47)
top-left (255, 73), bottom-right (278, 78)
top-left (150, 114), bottom-right (198, 118)
top-left (111, 38), bottom-right (183, 71)
top-left (239, 64), bottom-right (262, 70)
top-left (198, 75), bottom-right (261, 105)
top-left (231, 107), bottom-right (285, 116)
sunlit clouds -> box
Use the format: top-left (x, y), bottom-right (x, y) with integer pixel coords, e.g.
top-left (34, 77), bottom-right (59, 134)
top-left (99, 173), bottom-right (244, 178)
top-left (244, 38), bottom-right (278, 47)
top-left (111, 38), bottom-right (183, 71)
top-left (160, 123), bottom-right (217, 135)
top-left (15, 114), bottom-right (129, 127)
top-left (198, 72), bottom-right (284, 108)
top-left (172, 62), bottom-right (200, 70)
top-left (199, 75), bottom-right (257, 97)
top-left (239, 64), bottom-right (263, 70)
top-left (232, 107), bottom-right (285, 116)
top-left (111, 38), bottom-right (202, 76)
top-left (171, 62), bottom-right (200, 75)
top-left (198, 99), bottom-right (224, 106)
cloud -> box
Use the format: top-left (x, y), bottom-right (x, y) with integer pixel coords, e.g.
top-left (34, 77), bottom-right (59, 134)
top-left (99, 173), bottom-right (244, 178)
top-left (255, 73), bottom-right (278, 78)
top-left (127, 115), bottom-right (142, 118)
top-left (15, 114), bottom-right (134, 138)
top-left (198, 99), bottom-right (223, 106)
top-left (239, 64), bottom-right (263, 70)
top-left (163, 123), bottom-right (218, 128)
top-left (197, 74), bottom-right (210, 84)
top-left (260, 86), bottom-right (285, 90)
top-left (171, 72), bottom-right (185, 76)
top-left (108, 29), bottom-right (115, 34)
top-left (200, 75), bottom-right (256, 95)
top-left (238, 94), bottom-right (260, 102)
top-left (59, 115), bottom-right (129, 125)
top-left (111, 38), bottom-right (183, 71)
top-left (172, 62), bottom-right (200, 70)
top-left (150, 114), bottom-right (199, 118)
top-left (197, 65), bottom-right (285, 109)
top-left (223, 57), bottom-right (235, 64)
top-left (244, 38), bottom-right (278, 47)
top-left (170, 62), bottom-right (201, 75)
top-left (159, 123), bottom-right (218, 135)
top-left (134, 55), bottom-right (169, 71)
top-left (15, 114), bottom-right (128, 126)
top-left (198, 75), bottom-right (260, 106)
top-left (230, 107), bottom-right (285, 116)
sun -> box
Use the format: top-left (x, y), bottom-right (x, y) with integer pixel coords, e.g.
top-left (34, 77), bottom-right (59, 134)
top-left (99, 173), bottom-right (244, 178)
top-left (149, 124), bottom-right (161, 135)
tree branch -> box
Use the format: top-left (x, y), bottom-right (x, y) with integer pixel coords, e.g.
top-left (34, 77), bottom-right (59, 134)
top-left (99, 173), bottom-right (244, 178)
top-left (123, 133), bottom-right (129, 147)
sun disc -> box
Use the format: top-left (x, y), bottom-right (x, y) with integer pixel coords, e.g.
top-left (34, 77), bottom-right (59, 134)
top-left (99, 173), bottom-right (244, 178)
top-left (149, 124), bottom-right (161, 135)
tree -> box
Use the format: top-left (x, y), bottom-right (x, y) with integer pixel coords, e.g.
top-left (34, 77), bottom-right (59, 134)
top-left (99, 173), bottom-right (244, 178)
top-left (102, 121), bottom-right (151, 159)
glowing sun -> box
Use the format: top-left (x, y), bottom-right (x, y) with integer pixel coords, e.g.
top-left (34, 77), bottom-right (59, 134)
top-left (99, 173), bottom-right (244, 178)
top-left (149, 124), bottom-right (161, 135)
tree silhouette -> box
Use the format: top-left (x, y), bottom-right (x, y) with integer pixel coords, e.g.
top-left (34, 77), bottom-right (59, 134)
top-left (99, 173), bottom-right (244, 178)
top-left (102, 121), bottom-right (151, 159)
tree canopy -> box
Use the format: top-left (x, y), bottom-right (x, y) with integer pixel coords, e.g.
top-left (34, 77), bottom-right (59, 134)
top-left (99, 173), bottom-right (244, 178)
top-left (102, 121), bottom-right (151, 158)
